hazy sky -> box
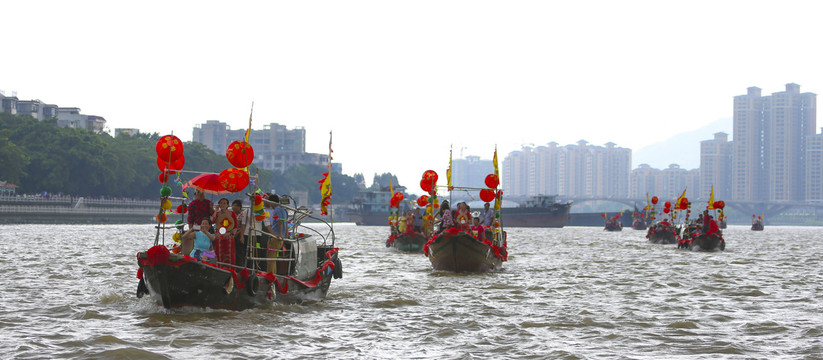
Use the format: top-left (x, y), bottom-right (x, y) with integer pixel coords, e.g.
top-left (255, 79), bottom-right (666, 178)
top-left (3, 1), bottom-right (822, 192)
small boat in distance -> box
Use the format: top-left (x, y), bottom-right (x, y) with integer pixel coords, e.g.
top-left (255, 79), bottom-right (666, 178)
top-left (752, 214), bottom-right (764, 231)
top-left (603, 213), bottom-right (623, 231)
top-left (646, 221), bottom-right (679, 244)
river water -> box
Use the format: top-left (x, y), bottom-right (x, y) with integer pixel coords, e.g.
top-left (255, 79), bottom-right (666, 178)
top-left (1, 224), bottom-right (821, 359)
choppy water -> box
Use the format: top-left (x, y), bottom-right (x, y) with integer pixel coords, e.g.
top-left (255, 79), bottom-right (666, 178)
top-left (1, 224), bottom-right (822, 359)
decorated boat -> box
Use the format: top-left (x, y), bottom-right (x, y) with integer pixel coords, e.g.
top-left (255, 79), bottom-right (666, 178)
top-left (630, 206), bottom-right (648, 230)
top-left (423, 148), bottom-right (508, 272)
top-left (646, 222), bottom-right (680, 244)
top-left (386, 232), bottom-right (428, 252)
top-left (136, 127), bottom-right (342, 310)
top-left (679, 193), bottom-right (727, 251)
top-left (751, 214), bottom-right (764, 231)
top-left (603, 213), bottom-right (623, 231)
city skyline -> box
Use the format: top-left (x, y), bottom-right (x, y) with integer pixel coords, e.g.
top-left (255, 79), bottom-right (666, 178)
top-left (3, 1), bottom-right (823, 191)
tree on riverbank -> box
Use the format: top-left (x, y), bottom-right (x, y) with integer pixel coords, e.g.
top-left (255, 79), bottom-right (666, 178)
top-left (0, 113), bottom-right (364, 205)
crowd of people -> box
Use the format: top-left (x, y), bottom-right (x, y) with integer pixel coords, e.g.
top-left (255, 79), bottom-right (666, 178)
top-left (178, 190), bottom-right (290, 274)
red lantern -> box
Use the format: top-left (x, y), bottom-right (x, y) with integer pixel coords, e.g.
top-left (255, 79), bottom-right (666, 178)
top-left (422, 170), bottom-right (438, 183)
top-left (485, 174), bottom-right (499, 188)
top-left (678, 197), bottom-right (689, 210)
top-left (226, 141), bottom-right (255, 168)
top-left (393, 192), bottom-right (404, 202)
top-left (479, 189), bottom-right (495, 202)
top-left (664, 201), bottom-right (671, 208)
top-left (156, 135), bottom-right (184, 162)
top-left (651, 196), bottom-right (659, 205)
top-left (420, 179), bottom-right (433, 192)
top-left (254, 194), bottom-right (263, 205)
top-left (417, 195), bottom-right (429, 207)
top-left (218, 168), bottom-right (250, 193)
top-left (158, 172), bottom-right (169, 183)
top-left (175, 204), bottom-right (187, 214)
top-left (156, 213), bottom-right (168, 223)
top-left (714, 200), bottom-right (725, 209)
top-left (663, 208), bottom-right (670, 214)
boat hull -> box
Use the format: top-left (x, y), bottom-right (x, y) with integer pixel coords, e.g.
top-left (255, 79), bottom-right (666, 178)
top-left (751, 223), bottom-right (764, 231)
top-left (689, 233), bottom-right (725, 251)
top-left (388, 233), bottom-right (428, 253)
top-left (647, 225), bottom-right (679, 244)
top-left (500, 204), bottom-right (571, 228)
top-left (427, 232), bottom-right (503, 272)
top-left (137, 246), bottom-right (338, 310)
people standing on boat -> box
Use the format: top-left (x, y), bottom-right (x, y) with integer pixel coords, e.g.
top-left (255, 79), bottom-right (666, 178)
top-left (183, 189), bottom-right (214, 254)
top-left (267, 194), bottom-right (289, 274)
top-left (471, 217), bottom-right (486, 242)
top-left (702, 210), bottom-right (710, 234)
top-left (211, 198), bottom-right (237, 265)
top-left (231, 199), bottom-right (246, 267)
top-left (436, 200), bottom-right (453, 233)
top-left (413, 208), bottom-right (423, 233)
top-left (454, 202), bottom-right (471, 230)
top-left (482, 202), bottom-right (494, 227)
top-left (405, 210), bottom-right (414, 233)
top-left (183, 218), bottom-right (216, 261)
top-left (398, 214), bottom-right (407, 233)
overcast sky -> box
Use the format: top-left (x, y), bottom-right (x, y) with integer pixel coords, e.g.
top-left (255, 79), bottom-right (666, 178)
top-left (3, 1), bottom-right (822, 193)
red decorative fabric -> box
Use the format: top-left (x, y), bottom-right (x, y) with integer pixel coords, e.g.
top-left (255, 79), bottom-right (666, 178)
top-left (136, 267), bottom-right (143, 279)
top-left (145, 245), bottom-right (170, 267)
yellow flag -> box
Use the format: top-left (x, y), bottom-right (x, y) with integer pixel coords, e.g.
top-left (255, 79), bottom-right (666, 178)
top-left (707, 185), bottom-right (715, 209)
top-left (493, 145), bottom-right (499, 177)
top-left (645, 192), bottom-right (651, 210)
top-left (676, 187), bottom-right (687, 205)
top-left (389, 176), bottom-right (394, 197)
top-left (244, 102), bottom-right (253, 143)
top-left (446, 145), bottom-right (452, 189)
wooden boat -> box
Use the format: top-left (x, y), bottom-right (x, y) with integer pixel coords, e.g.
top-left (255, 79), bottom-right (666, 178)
top-left (424, 229), bottom-right (506, 272)
top-left (604, 220), bottom-right (623, 231)
top-left (751, 221), bottom-right (764, 231)
top-left (688, 232), bottom-right (725, 251)
top-left (631, 218), bottom-right (648, 230)
top-left (386, 231), bottom-right (428, 252)
top-left (646, 223), bottom-right (679, 244)
top-left (422, 149), bottom-right (507, 272)
top-left (136, 132), bottom-right (341, 310)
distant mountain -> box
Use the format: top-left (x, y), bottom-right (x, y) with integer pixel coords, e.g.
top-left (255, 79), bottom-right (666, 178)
top-left (633, 117), bottom-right (732, 170)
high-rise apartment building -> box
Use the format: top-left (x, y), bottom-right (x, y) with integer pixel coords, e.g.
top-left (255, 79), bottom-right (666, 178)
top-left (451, 155), bottom-right (494, 190)
top-left (193, 120), bottom-right (328, 173)
top-left (732, 84), bottom-right (817, 202)
top-left (503, 141), bottom-right (631, 199)
top-left (699, 132), bottom-right (732, 200)
top-left (806, 128), bottom-right (823, 203)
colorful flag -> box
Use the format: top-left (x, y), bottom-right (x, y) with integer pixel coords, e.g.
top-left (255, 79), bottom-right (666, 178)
top-left (318, 131), bottom-right (333, 215)
top-left (244, 102), bottom-right (253, 143)
top-left (493, 145), bottom-right (499, 178)
top-left (389, 176), bottom-right (394, 197)
top-left (644, 192), bottom-right (651, 210)
top-left (707, 185), bottom-right (715, 209)
top-left (446, 145), bottom-right (452, 190)
top-left (676, 187), bottom-right (687, 206)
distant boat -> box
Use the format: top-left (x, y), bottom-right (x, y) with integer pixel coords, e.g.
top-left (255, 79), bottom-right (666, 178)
top-left (498, 195), bottom-right (572, 228)
top-left (349, 189), bottom-right (411, 226)
top-left (386, 232), bottom-right (427, 253)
